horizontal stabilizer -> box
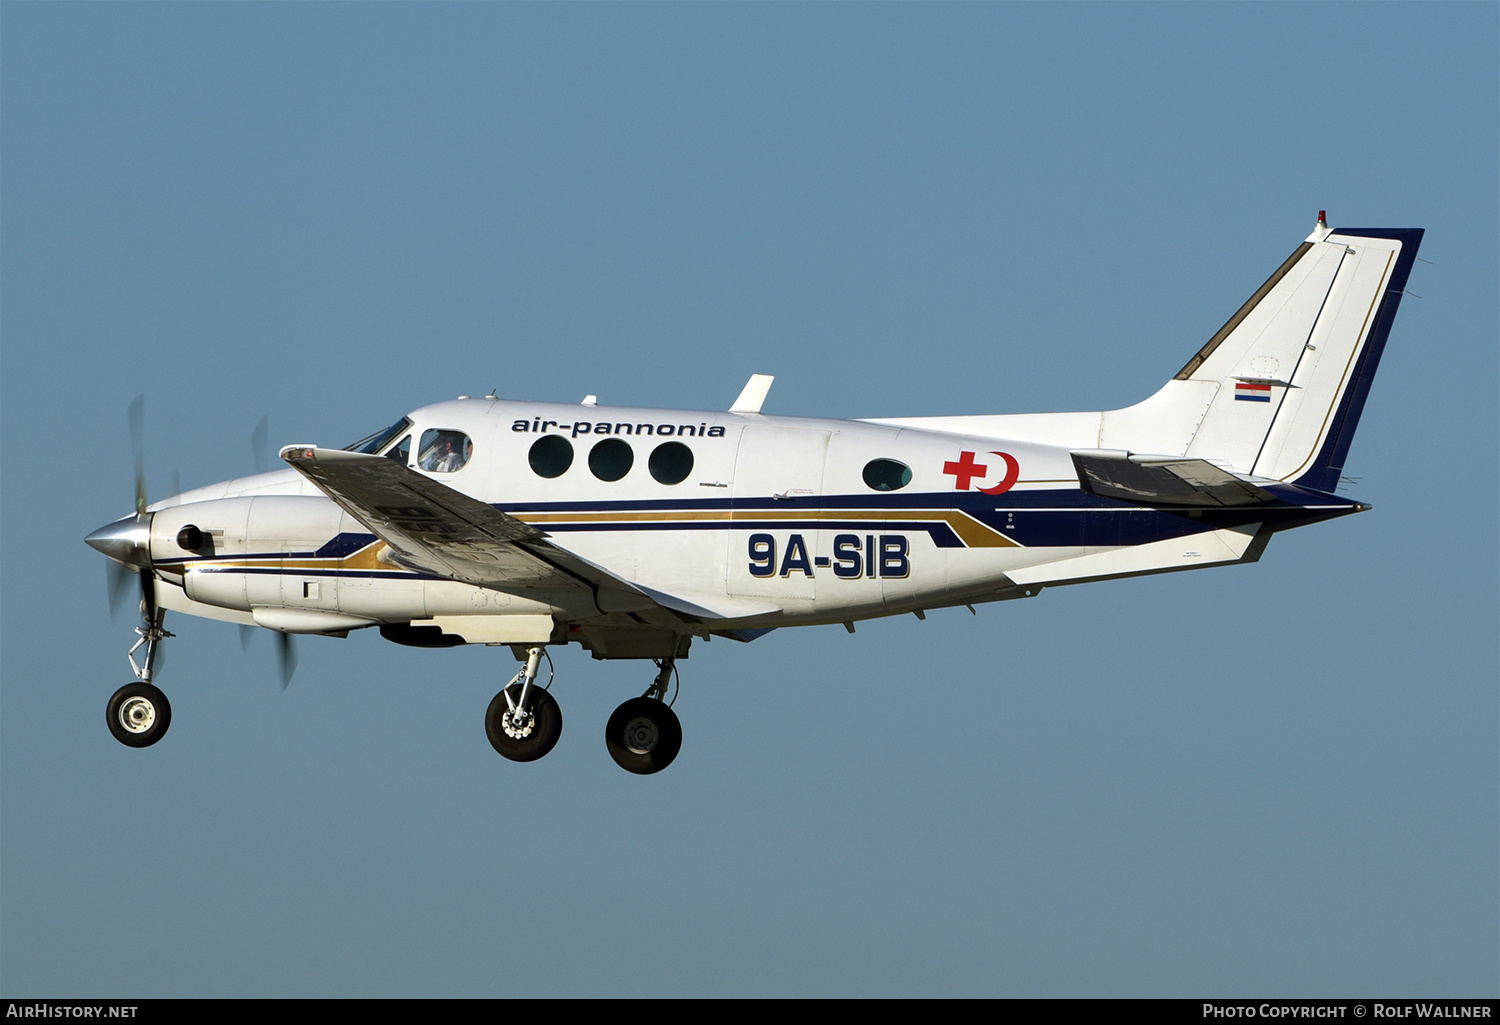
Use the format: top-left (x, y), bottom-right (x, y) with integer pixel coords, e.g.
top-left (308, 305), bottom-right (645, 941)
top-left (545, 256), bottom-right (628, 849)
top-left (1007, 523), bottom-right (1266, 587)
top-left (1072, 451), bottom-right (1277, 507)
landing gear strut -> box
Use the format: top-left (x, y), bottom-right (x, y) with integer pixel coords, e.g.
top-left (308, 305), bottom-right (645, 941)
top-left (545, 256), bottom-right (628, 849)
top-left (127, 605), bottom-right (171, 684)
top-left (485, 646), bottom-right (562, 762)
top-left (605, 658), bottom-right (682, 775)
top-left (108, 604), bottom-right (174, 748)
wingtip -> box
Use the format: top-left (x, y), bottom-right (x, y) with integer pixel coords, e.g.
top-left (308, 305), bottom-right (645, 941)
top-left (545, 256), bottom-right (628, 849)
top-left (280, 445), bottom-right (320, 464)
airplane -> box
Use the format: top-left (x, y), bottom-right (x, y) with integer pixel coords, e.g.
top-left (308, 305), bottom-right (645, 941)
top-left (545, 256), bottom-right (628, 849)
top-left (86, 214), bottom-right (1423, 774)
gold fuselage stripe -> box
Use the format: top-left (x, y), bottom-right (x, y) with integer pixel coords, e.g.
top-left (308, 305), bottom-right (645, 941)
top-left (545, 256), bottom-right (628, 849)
top-left (514, 508), bottom-right (1019, 548)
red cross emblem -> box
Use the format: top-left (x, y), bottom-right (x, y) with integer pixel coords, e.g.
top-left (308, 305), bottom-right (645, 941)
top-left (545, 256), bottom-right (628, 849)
top-left (943, 450), bottom-right (989, 490)
top-left (942, 450), bottom-right (1020, 495)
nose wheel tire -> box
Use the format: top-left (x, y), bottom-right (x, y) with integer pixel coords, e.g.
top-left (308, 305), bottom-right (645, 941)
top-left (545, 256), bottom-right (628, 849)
top-left (107, 681), bottom-right (172, 748)
top-left (485, 683), bottom-right (562, 762)
top-left (605, 697), bottom-right (682, 775)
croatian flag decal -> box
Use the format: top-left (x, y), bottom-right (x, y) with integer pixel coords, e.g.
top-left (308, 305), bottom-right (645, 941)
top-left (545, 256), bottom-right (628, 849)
top-left (1235, 382), bottom-right (1272, 402)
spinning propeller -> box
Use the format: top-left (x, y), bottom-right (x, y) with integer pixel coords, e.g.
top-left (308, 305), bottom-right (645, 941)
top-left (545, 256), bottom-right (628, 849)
top-left (91, 396), bottom-right (156, 625)
top-left (88, 398), bottom-right (298, 687)
top-left (240, 623), bottom-right (298, 689)
top-left (241, 412), bottom-right (298, 687)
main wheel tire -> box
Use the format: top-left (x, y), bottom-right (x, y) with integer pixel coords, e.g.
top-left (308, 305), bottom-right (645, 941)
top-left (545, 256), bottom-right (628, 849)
top-left (107, 682), bottom-right (172, 748)
top-left (605, 697), bottom-right (682, 775)
top-left (485, 683), bottom-right (562, 762)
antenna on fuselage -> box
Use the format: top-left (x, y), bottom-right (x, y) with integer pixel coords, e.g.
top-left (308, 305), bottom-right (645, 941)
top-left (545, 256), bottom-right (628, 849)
top-left (730, 374), bottom-right (774, 414)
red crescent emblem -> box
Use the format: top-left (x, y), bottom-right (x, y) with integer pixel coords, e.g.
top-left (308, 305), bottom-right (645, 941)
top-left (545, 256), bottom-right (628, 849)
top-left (978, 451), bottom-right (1019, 495)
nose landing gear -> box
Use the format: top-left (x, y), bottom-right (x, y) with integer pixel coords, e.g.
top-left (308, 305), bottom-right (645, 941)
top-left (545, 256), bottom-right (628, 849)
top-left (107, 605), bottom-right (174, 749)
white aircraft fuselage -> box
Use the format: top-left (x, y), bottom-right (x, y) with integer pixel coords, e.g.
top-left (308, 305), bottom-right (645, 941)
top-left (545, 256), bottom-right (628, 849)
top-left (143, 401), bottom-right (1339, 639)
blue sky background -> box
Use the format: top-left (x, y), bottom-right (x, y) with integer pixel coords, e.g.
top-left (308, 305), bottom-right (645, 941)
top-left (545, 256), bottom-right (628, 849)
top-left (2, 3), bottom-right (1495, 997)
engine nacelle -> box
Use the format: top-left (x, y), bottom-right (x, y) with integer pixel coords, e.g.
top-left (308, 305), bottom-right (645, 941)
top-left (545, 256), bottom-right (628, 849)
top-left (150, 496), bottom-right (582, 631)
top-left (152, 496), bottom-right (395, 619)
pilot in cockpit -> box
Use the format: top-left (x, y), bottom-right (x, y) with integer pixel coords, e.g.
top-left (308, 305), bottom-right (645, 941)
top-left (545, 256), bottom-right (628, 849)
top-left (419, 431), bottom-right (472, 473)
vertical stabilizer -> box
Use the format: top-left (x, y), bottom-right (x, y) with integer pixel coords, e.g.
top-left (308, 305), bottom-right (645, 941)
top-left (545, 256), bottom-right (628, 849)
top-left (1123, 221), bottom-right (1421, 486)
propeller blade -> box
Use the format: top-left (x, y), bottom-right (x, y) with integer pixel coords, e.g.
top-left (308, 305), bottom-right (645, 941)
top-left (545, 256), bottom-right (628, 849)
top-left (240, 625), bottom-right (297, 687)
top-left (276, 631), bottom-right (298, 690)
top-left (106, 560), bottom-right (133, 620)
top-left (128, 394), bottom-right (147, 514)
top-left (251, 415), bottom-right (270, 475)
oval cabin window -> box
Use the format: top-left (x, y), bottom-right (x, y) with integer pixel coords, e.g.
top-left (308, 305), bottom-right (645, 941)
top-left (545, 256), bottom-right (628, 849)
top-left (862, 458), bottom-right (912, 492)
top-left (588, 438), bottom-right (634, 482)
top-left (528, 435), bottom-right (574, 479)
top-left (648, 442), bottom-right (694, 485)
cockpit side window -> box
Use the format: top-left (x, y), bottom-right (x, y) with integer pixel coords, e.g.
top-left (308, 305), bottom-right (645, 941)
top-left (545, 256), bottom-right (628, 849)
top-left (385, 434), bottom-right (411, 465)
top-left (345, 417), bottom-right (414, 455)
top-left (418, 429), bottom-right (472, 472)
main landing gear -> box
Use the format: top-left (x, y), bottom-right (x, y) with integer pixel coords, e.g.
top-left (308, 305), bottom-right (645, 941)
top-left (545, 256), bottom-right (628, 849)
top-left (107, 604), bottom-right (174, 748)
top-left (484, 649), bottom-right (682, 775)
top-left (604, 658), bottom-right (682, 775)
top-left (484, 647), bottom-right (563, 761)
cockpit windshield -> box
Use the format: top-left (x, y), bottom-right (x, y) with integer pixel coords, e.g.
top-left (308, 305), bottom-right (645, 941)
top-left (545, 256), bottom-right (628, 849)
top-left (344, 417), bottom-right (413, 455)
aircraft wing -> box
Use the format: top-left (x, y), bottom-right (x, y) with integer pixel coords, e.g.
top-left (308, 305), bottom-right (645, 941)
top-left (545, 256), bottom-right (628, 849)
top-left (279, 446), bottom-right (762, 622)
top-left (281, 446), bottom-right (565, 585)
top-left (1071, 451), bottom-right (1279, 507)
